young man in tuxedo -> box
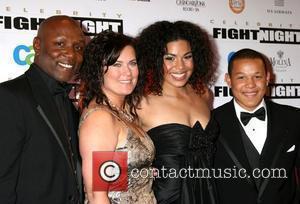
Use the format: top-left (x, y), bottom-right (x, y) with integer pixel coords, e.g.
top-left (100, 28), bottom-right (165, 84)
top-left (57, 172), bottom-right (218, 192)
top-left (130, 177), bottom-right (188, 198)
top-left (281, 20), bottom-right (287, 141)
top-left (214, 48), bottom-right (300, 204)
top-left (0, 15), bottom-right (85, 204)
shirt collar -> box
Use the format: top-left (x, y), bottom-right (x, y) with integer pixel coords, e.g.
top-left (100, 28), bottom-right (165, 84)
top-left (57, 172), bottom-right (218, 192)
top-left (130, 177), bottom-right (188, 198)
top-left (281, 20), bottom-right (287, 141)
top-left (34, 63), bottom-right (68, 95)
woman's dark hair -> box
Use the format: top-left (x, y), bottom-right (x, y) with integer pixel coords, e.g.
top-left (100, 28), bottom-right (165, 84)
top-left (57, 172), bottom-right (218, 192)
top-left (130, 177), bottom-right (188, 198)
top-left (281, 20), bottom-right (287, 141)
top-left (135, 20), bottom-right (217, 95)
top-left (79, 30), bottom-right (141, 117)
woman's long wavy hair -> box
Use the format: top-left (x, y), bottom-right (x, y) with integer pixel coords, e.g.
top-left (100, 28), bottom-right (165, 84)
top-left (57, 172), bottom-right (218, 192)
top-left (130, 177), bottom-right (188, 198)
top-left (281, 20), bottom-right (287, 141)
top-left (135, 20), bottom-right (217, 95)
top-left (79, 30), bottom-right (141, 118)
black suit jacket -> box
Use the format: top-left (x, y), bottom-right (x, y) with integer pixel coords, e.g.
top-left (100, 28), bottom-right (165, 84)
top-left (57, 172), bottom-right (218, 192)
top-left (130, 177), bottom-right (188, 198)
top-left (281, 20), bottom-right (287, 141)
top-left (213, 99), bottom-right (300, 204)
top-left (0, 64), bottom-right (81, 204)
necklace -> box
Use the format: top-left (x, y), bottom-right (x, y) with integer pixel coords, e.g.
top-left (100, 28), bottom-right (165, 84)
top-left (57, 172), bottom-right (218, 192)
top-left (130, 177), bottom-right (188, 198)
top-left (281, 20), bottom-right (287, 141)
top-left (106, 98), bottom-right (134, 122)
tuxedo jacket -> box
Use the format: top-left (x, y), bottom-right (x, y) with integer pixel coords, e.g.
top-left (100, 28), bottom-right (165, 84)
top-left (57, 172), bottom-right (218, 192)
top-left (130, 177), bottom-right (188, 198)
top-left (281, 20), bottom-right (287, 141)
top-left (213, 99), bottom-right (300, 204)
top-left (0, 64), bottom-right (81, 204)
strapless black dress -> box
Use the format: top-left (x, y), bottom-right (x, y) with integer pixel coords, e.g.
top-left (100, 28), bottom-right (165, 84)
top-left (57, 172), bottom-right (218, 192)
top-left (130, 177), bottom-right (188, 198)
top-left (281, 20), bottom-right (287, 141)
top-left (147, 120), bottom-right (218, 204)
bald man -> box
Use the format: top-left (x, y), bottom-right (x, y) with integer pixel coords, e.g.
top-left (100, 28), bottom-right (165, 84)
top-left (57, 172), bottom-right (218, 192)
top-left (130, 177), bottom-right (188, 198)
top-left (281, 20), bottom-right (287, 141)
top-left (0, 15), bottom-right (85, 204)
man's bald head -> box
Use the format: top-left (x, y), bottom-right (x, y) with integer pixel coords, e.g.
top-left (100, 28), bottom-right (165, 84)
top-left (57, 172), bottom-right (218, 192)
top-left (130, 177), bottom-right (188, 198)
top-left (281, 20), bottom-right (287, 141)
top-left (33, 15), bottom-right (85, 83)
top-left (37, 15), bottom-right (82, 39)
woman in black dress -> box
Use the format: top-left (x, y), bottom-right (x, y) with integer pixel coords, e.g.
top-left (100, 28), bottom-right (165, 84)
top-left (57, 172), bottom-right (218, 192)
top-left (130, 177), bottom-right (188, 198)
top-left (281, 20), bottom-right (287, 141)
top-left (136, 20), bottom-right (219, 204)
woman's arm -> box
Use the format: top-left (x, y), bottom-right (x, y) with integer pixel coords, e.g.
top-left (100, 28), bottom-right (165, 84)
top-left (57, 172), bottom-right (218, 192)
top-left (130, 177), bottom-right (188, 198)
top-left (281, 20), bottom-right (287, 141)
top-left (79, 109), bottom-right (119, 204)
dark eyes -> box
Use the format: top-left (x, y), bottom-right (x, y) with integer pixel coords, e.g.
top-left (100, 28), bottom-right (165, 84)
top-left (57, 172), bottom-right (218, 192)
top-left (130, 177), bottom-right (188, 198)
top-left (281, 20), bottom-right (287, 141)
top-left (184, 54), bottom-right (193, 59)
top-left (74, 44), bottom-right (84, 52)
top-left (55, 41), bottom-right (84, 52)
top-left (236, 76), bottom-right (245, 79)
top-left (112, 62), bottom-right (122, 67)
top-left (129, 61), bottom-right (137, 66)
top-left (236, 75), bottom-right (263, 80)
top-left (111, 61), bottom-right (137, 68)
top-left (163, 55), bottom-right (175, 61)
top-left (55, 41), bottom-right (64, 47)
top-left (163, 54), bottom-right (193, 61)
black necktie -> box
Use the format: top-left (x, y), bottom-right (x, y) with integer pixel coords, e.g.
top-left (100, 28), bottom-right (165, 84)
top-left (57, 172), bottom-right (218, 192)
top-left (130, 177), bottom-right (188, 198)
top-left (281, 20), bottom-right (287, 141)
top-left (240, 107), bottom-right (266, 126)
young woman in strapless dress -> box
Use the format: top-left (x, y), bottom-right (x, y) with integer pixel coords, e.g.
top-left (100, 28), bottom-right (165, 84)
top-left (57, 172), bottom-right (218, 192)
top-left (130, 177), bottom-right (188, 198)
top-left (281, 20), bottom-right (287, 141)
top-left (136, 20), bottom-right (219, 204)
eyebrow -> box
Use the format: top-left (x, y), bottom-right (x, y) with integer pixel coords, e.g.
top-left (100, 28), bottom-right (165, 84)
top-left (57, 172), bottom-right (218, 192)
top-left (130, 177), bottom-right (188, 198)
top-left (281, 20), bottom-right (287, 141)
top-left (164, 51), bottom-right (192, 56)
top-left (115, 58), bottom-right (137, 63)
top-left (234, 71), bottom-right (263, 75)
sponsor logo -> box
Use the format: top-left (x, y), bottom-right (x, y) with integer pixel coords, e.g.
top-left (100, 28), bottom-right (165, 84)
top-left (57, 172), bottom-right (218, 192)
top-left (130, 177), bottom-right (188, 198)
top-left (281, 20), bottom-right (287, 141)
top-left (213, 27), bottom-right (300, 44)
top-left (229, 0), bottom-right (245, 14)
top-left (266, 0), bottom-right (292, 15)
top-left (93, 151), bottom-right (128, 191)
top-left (266, 9), bottom-right (292, 15)
top-left (13, 45), bottom-right (34, 66)
top-left (275, 0), bottom-right (284, 6)
top-left (269, 50), bottom-right (292, 72)
top-left (175, 0), bottom-right (206, 12)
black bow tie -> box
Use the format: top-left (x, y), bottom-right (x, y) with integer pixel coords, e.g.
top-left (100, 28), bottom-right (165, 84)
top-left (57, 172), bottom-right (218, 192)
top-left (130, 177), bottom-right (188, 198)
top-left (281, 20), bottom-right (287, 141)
top-left (240, 107), bottom-right (266, 126)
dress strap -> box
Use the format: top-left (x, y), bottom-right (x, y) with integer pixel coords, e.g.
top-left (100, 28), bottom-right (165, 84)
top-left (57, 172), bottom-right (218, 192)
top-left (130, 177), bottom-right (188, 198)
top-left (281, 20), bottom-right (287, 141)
top-left (79, 105), bottom-right (123, 128)
top-left (79, 106), bottom-right (102, 128)
top-left (79, 104), bottom-right (145, 139)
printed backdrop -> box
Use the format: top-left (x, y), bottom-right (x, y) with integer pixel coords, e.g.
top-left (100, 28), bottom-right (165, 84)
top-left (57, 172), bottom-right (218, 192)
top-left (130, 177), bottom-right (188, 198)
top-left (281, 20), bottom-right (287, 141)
top-left (0, 0), bottom-right (299, 108)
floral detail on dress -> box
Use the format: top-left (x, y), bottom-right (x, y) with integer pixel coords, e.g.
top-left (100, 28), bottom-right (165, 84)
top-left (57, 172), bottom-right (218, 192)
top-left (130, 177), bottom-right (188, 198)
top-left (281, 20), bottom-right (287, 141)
top-left (108, 130), bottom-right (156, 204)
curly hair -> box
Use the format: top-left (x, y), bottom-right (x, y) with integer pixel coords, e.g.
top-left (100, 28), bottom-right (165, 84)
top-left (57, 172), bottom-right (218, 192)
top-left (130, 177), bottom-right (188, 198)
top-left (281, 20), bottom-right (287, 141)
top-left (79, 30), bottom-right (141, 117)
top-left (135, 20), bottom-right (217, 95)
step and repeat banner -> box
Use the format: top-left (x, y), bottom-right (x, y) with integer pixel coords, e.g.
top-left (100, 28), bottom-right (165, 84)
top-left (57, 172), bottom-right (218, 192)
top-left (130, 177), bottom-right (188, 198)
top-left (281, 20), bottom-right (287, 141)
top-left (0, 0), bottom-right (299, 108)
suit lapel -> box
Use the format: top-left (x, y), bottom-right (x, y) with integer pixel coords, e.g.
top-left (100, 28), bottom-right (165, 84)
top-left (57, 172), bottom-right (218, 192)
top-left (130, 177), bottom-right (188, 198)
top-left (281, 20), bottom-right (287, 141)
top-left (223, 101), bottom-right (254, 170)
top-left (258, 101), bottom-right (287, 199)
top-left (25, 65), bottom-right (74, 172)
top-left (36, 106), bottom-right (73, 171)
top-left (260, 101), bottom-right (286, 168)
top-left (219, 101), bottom-right (256, 186)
